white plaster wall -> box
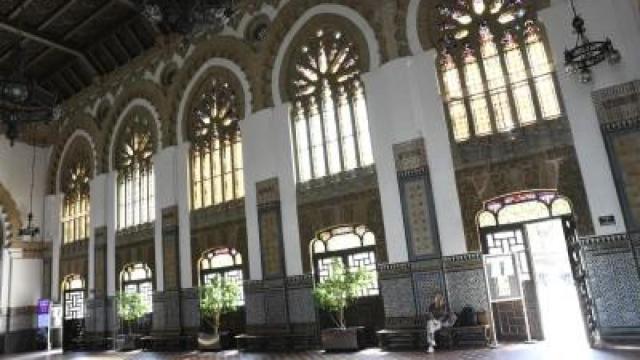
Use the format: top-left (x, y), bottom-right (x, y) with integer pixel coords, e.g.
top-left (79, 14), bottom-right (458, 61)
top-left (540, 0), bottom-right (640, 234)
top-left (89, 174), bottom-right (108, 293)
top-left (0, 137), bottom-right (50, 240)
top-left (9, 255), bottom-right (42, 307)
top-left (176, 143), bottom-right (193, 288)
top-left (44, 195), bottom-right (62, 301)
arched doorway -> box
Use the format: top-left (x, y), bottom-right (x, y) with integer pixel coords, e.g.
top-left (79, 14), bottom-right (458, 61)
top-left (198, 247), bottom-right (246, 345)
top-left (119, 263), bottom-right (153, 335)
top-left (477, 190), bottom-right (593, 347)
top-left (310, 225), bottom-right (383, 346)
top-left (62, 274), bottom-right (85, 350)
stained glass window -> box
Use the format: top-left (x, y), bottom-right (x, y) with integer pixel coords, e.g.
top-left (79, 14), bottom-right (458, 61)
top-left (289, 27), bottom-right (374, 183)
top-left (311, 225), bottom-right (379, 297)
top-left (199, 248), bottom-right (244, 306)
top-left (435, 1), bottom-right (562, 142)
top-left (190, 76), bottom-right (244, 210)
top-left (121, 263), bottom-right (153, 313)
top-left (62, 161), bottom-right (90, 244)
top-left (63, 275), bottom-right (85, 320)
top-left (115, 114), bottom-right (155, 229)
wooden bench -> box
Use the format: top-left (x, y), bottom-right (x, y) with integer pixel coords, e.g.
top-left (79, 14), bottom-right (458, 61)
top-left (235, 333), bottom-right (316, 352)
top-left (377, 325), bottom-right (489, 351)
top-left (141, 333), bottom-right (195, 351)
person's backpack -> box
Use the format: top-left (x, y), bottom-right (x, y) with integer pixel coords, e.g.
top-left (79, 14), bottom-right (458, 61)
top-left (458, 305), bottom-right (477, 326)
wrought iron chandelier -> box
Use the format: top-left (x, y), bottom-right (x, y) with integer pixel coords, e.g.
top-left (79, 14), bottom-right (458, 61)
top-left (564, 0), bottom-right (621, 83)
top-left (0, 42), bottom-right (61, 146)
top-left (141, 0), bottom-right (237, 36)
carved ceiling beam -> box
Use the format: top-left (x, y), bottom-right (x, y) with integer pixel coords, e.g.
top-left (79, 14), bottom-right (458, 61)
top-left (0, 21), bottom-right (98, 76)
top-left (8, 0), bottom-right (37, 20)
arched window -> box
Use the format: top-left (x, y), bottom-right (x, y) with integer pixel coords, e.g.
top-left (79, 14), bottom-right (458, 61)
top-left (61, 159), bottom-right (90, 244)
top-left (189, 73), bottom-right (244, 210)
top-left (199, 248), bottom-right (244, 306)
top-left (115, 113), bottom-right (155, 229)
top-left (120, 263), bottom-right (153, 313)
top-left (435, 1), bottom-right (561, 142)
top-left (288, 26), bottom-right (374, 183)
top-left (62, 274), bottom-right (85, 320)
top-left (311, 225), bottom-right (379, 297)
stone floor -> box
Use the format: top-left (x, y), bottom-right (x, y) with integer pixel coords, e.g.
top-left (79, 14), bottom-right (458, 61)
top-left (1, 343), bottom-right (638, 360)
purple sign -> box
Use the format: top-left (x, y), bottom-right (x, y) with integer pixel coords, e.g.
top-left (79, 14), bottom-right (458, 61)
top-left (36, 299), bottom-right (50, 314)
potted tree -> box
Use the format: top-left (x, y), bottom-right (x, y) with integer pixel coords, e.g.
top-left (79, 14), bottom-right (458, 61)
top-left (115, 292), bottom-right (148, 351)
top-left (313, 259), bottom-right (373, 351)
top-left (198, 277), bottom-right (241, 351)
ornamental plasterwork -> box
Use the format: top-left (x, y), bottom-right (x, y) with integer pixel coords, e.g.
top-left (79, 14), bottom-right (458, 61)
top-left (48, 0), bottom-right (403, 188)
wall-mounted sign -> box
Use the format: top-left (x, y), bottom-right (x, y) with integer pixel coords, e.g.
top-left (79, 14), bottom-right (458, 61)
top-left (36, 299), bottom-right (50, 315)
top-left (598, 215), bottom-right (616, 226)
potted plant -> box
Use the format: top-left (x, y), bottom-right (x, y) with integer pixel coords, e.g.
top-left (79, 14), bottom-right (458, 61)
top-left (115, 292), bottom-right (148, 351)
top-left (198, 277), bottom-right (241, 351)
top-left (313, 259), bottom-right (373, 351)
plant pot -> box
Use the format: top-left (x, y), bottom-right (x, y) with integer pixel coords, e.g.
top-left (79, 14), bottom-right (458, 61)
top-left (321, 327), bottom-right (365, 352)
top-left (198, 332), bottom-right (222, 351)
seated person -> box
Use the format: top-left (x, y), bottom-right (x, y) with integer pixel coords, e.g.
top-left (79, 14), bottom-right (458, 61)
top-left (425, 293), bottom-right (457, 353)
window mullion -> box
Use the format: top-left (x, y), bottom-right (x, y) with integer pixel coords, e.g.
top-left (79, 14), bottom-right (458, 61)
top-left (454, 55), bottom-right (478, 139)
top-left (517, 38), bottom-right (544, 122)
top-left (346, 88), bottom-right (362, 168)
top-left (495, 41), bottom-right (521, 128)
top-left (329, 89), bottom-right (345, 173)
top-left (230, 136), bottom-right (236, 199)
top-left (303, 103), bottom-right (315, 179)
top-left (475, 43), bottom-right (499, 135)
top-left (316, 93), bottom-right (330, 177)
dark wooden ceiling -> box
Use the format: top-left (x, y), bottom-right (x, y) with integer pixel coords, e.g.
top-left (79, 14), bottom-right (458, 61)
top-left (0, 0), bottom-right (157, 101)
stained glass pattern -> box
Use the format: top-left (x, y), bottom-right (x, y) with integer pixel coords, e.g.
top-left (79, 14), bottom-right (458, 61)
top-left (290, 27), bottom-right (374, 182)
top-left (190, 78), bottom-right (244, 210)
top-left (121, 263), bottom-right (153, 313)
top-left (311, 225), bottom-right (379, 297)
top-left (200, 248), bottom-right (245, 306)
top-left (116, 115), bottom-right (155, 229)
top-left (435, 1), bottom-right (562, 142)
top-left (62, 162), bottom-right (90, 244)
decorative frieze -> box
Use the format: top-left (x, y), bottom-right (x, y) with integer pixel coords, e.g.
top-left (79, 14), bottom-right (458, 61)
top-left (162, 206), bottom-right (180, 291)
top-left (190, 199), bottom-right (245, 230)
top-left (395, 138), bottom-right (440, 260)
top-left (94, 226), bottom-right (107, 298)
top-left (256, 178), bottom-right (285, 279)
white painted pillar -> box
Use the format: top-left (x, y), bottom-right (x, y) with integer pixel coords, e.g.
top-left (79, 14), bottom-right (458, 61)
top-left (362, 66), bottom-right (410, 263)
top-left (106, 171), bottom-right (117, 297)
top-left (153, 146), bottom-right (179, 292)
top-left (541, 0), bottom-right (637, 235)
top-left (242, 109), bottom-right (273, 280)
top-left (89, 174), bottom-right (107, 294)
top-left (409, 52), bottom-right (468, 256)
top-left (43, 194), bottom-right (62, 301)
top-left (273, 104), bottom-right (303, 276)
top-left (176, 142), bottom-right (193, 289)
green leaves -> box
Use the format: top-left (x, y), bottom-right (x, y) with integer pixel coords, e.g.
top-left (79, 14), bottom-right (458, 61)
top-left (199, 277), bottom-right (241, 320)
top-left (116, 291), bottom-right (148, 322)
top-left (313, 259), bottom-right (373, 328)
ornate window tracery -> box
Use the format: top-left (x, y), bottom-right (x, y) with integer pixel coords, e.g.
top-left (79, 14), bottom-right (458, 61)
top-left (199, 248), bottom-right (244, 306)
top-left (288, 26), bottom-right (374, 183)
top-left (311, 225), bottom-right (379, 297)
top-left (115, 113), bottom-right (155, 229)
top-left (189, 74), bottom-right (244, 210)
top-left (62, 274), bottom-right (85, 320)
top-left (61, 157), bottom-right (90, 244)
top-left (120, 263), bottom-right (153, 313)
top-left (435, 0), bottom-right (562, 142)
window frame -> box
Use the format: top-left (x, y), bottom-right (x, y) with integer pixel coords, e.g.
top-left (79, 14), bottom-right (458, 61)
top-left (120, 262), bottom-right (154, 314)
top-left (198, 247), bottom-right (245, 307)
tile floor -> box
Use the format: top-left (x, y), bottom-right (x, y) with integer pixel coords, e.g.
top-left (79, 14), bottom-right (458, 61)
top-left (1, 343), bottom-right (638, 360)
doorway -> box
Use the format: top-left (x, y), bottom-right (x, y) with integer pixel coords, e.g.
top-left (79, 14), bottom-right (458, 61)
top-left (478, 191), bottom-right (589, 347)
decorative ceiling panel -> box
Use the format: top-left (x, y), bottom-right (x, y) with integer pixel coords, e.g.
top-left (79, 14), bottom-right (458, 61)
top-left (41, 0), bottom-right (111, 41)
top-left (0, 0), bottom-right (22, 17)
top-left (21, 0), bottom-right (69, 28)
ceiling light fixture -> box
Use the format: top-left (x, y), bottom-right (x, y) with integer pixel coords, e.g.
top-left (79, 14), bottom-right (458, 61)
top-left (0, 42), bottom-right (61, 146)
top-left (141, 0), bottom-right (238, 37)
top-left (564, 0), bottom-right (621, 83)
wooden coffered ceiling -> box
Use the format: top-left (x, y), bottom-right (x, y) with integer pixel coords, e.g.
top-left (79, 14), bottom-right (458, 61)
top-left (0, 0), bottom-right (157, 101)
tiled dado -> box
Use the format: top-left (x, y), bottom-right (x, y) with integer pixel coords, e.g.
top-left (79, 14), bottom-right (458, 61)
top-left (580, 233), bottom-right (640, 340)
top-left (243, 274), bottom-right (316, 335)
top-left (377, 254), bottom-right (489, 329)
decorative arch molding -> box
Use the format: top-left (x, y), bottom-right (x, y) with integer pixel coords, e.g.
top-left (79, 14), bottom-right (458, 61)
top-left (55, 130), bottom-right (98, 195)
top-left (103, 83), bottom-right (167, 172)
top-left (414, 0), bottom-right (552, 53)
top-left (47, 116), bottom-right (100, 194)
top-left (265, 2), bottom-right (384, 107)
top-left (107, 98), bottom-right (163, 172)
top-left (0, 182), bottom-right (22, 244)
top-left (175, 57), bottom-right (254, 145)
